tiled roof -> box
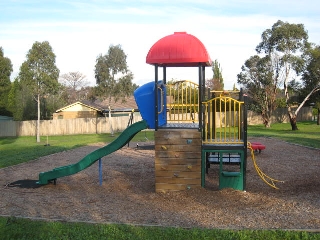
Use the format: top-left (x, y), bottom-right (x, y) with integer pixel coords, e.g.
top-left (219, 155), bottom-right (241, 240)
top-left (99, 96), bottom-right (137, 110)
top-left (55, 101), bottom-right (103, 113)
top-left (56, 96), bottom-right (138, 113)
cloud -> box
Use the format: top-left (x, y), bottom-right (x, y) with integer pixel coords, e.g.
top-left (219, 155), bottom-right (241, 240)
top-left (1, 0), bottom-right (320, 90)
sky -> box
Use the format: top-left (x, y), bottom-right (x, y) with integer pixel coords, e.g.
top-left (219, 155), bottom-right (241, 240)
top-left (1, 0), bottom-right (320, 90)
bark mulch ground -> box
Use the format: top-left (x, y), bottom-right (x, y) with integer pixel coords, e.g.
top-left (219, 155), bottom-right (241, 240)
top-left (1, 137), bottom-right (319, 230)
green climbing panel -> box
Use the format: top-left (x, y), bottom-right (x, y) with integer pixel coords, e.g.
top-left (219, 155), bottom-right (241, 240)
top-left (202, 149), bottom-right (246, 191)
top-left (218, 150), bottom-right (245, 191)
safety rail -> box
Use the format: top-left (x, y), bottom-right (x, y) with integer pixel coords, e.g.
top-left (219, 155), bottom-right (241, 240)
top-left (166, 80), bottom-right (199, 123)
top-left (202, 93), bottom-right (244, 144)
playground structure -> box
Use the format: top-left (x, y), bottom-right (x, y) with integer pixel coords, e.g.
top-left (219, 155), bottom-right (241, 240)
top-left (37, 31), bottom-right (278, 191)
top-left (135, 31), bottom-right (249, 192)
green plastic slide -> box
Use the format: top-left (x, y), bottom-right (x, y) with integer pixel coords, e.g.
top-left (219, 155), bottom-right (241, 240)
top-left (37, 120), bottom-right (148, 185)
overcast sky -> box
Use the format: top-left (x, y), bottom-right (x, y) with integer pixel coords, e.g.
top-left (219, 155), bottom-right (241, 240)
top-left (1, 0), bottom-right (319, 89)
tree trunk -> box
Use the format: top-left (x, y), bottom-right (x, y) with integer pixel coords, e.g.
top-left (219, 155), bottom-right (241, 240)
top-left (37, 94), bottom-right (41, 142)
top-left (108, 106), bottom-right (114, 136)
top-left (262, 111), bottom-right (271, 128)
top-left (262, 117), bottom-right (271, 128)
top-left (288, 113), bottom-right (298, 130)
top-left (317, 108), bottom-right (320, 125)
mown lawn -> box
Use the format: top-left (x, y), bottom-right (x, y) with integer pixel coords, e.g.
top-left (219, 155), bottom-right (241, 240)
top-left (0, 130), bottom-right (154, 168)
top-left (248, 121), bottom-right (320, 149)
top-left (1, 217), bottom-right (319, 240)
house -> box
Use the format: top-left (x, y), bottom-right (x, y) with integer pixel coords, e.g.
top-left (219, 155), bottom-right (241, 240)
top-left (53, 96), bottom-right (138, 119)
top-left (53, 100), bottom-right (103, 119)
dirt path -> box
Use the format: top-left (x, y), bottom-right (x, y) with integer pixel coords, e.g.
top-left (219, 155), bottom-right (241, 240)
top-left (1, 137), bottom-right (319, 230)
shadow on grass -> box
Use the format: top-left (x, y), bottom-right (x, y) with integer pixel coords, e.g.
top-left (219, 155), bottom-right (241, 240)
top-left (0, 137), bottom-right (18, 145)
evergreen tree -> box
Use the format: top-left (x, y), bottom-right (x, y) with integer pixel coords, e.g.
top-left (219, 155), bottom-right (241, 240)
top-left (206, 59), bottom-right (224, 91)
top-left (94, 44), bottom-right (135, 106)
top-left (19, 41), bottom-right (60, 142)
top-left (0, 47), bottom-right (13, 116)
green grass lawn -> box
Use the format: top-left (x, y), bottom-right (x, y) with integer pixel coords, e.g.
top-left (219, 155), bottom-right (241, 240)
top-left (0, 130), bottom-right (154, 168)
top-left (248, 121), bottom-right (320, 149)
top-left (1, 217), bottom-right (319, 240)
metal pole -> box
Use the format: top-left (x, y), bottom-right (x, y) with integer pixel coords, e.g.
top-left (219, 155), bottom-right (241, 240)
top-left (155, 64), bottom-right (159, 130)
top-left (198, 65), bottom-right (202, 132)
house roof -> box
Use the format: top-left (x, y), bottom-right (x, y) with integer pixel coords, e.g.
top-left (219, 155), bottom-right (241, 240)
top-left (99, 96), bottom-right (138, 110)
top-left (55, 101), bottom-right (103, 113)
top-left (55, 96), bottom-right (138, 113)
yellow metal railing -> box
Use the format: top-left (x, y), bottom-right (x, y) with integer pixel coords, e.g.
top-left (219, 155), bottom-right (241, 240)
top-left (202, 93), bottom-right (244, 144)
top-left (166, 80), bottom-right (199, 123)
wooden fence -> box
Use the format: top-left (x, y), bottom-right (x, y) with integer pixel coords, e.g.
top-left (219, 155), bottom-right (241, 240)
top-left (0, 107), bottom-right (313, 137)
top-left (0, 114), bottom-right (142, 137)
top-left (246, 107), bottom-right (313, 125)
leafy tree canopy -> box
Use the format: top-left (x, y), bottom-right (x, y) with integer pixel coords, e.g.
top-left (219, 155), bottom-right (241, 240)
top-left (19, 41), bottom-right (60, 95)
top-left (94, 44), bottom-right (135, 105)
top-left (206, 59), bottom-right (224, 91)
top-left (254, 20), bottom-right (311, 130)
top-left (0, 47), bottom-right (13, 115)
top-left (0, 47), bottom-right (12, 86)
top-left (237, 54), bottom-right (280, 127)
top-left (302, 45), bottom-right (320, 124)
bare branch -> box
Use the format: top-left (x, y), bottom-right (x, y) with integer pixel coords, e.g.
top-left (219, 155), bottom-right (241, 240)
top-left (295, 85), bottom-right (320, 115)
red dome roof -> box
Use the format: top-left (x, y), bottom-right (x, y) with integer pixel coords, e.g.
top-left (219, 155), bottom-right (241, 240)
top-left (146, 32), bottom-right (212, 67)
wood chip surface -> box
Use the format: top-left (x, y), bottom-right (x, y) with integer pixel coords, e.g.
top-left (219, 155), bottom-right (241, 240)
top-left (1, 137), bottom-right (319, 230)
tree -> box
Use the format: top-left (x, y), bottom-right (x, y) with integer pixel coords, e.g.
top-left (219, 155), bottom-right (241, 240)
top-left (232, 84), bottom-right (238, 91)
top-left (19, 41), bottom-right (60, 142)
top-left (256, 20), bottom-right (310, 130)
top-left (7, 79), bottom-right (17, 119)
top-left (94, 44), bottom-right (135, 106)
top-left (59, 71), bottom-right (88, 103)
top-left (206, 59), bottom-right (224, 91)
top-left (94, 44), bottom-right (135, 135)
top-left (0, 47), bottom-right (13, 116)
top-left (237, 54), bottom-right (280, 127)
top-left (8, 77), bottom-right (63, 121)
top-left (7, 78), bottom-right (24, 120)
top-left (302, 46), bottom-right (320, 124)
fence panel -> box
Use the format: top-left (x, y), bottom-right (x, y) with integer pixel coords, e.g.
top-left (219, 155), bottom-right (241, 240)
top-left (0, 114), bottom-right (142, 137)
top-left (248, 107), bottom-right (313, 125)
top-left (0, 108), bottom-right (313, 137)
top-left (0, 121), bottom-right (16, 137)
